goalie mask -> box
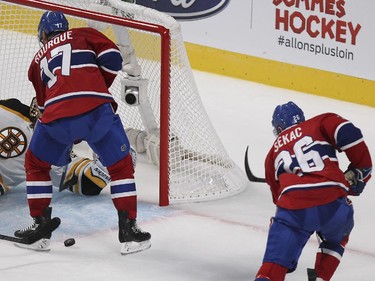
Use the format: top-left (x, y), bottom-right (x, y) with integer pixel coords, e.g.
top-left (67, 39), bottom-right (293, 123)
top-left (272, 101), bottom-right (305, 136)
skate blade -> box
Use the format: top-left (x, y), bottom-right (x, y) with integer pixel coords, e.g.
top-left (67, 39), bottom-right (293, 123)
top-left (120, 240), bottom-right (151, 255)
top-left (14, 238), bottom-right (51, 251)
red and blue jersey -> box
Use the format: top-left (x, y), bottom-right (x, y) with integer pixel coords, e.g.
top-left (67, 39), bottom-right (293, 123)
top-left (28, 27), bottom-right (123, 123)
top-left (265, 113), bottom-right (372, 209)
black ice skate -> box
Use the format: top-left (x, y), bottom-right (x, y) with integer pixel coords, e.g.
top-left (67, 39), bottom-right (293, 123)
top-left (14, 207), bottom-right (61, 251)
top-left (118, 210), bottom-right (151, 255)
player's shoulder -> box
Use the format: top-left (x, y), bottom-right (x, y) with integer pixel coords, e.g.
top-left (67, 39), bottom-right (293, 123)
top-left (70, 26), bottom-right (108, 38)
top-left (308, 112), bottom-right (346, 123)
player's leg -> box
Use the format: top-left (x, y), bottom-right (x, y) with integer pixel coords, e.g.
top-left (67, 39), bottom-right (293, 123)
top-left (23, 121), bottom-right (72, 216)
top-left (88, 108), bottom-right (137, 218)
top-left (87, 104), bottom-right (151, 254)
top-left (255, 208), bottom-right (313, 281)
top-left (14, 150), bottom-right (61, 250)
top-left (313, 198), bottom-right (354, 281)
top-left (14, 121), bottom-right (71, 248)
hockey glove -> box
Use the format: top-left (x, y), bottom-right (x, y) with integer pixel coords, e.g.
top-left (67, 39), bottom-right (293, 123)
top-left (344, 168), bottom-right (372, 196)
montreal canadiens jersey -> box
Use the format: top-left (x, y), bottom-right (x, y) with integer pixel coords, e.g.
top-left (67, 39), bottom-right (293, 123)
top-left (265, 112), bottom-right (372, 209)
top-left (0, 100), bottom-right (33, 188)
top-left (28, 27), bottom-right (123, 123)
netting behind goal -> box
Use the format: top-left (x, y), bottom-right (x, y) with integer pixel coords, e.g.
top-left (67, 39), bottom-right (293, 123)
top-left (0, 0), bottom-right (248, 205)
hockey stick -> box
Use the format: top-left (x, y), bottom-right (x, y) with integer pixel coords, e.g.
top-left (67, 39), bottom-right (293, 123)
top-left (244, 146), bottom-right (266, 183)
top-left (0, 217), bottom-right (61, 245)
top-left (0, 234), bottom-right (30, 244)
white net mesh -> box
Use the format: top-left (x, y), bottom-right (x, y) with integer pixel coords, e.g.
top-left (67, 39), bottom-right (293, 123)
top-left (0, 0), bottom-right (247, 204)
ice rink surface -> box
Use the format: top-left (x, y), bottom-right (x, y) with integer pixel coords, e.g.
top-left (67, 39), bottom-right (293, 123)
top-left (0, 70), bottom-right (374, 281)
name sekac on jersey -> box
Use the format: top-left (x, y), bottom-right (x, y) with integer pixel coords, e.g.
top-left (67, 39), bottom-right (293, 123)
top-left (265, 112), bottom-right (372, 209)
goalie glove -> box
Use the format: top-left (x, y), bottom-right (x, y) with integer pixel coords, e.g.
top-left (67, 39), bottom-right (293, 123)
top-left (344, 167), bottom-right (372, 196)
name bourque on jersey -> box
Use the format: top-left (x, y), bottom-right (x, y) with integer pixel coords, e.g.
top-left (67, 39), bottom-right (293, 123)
top-left (265, 112), bottom-right (371, 209)
top-left (28, 27), bottom-right (123, 123)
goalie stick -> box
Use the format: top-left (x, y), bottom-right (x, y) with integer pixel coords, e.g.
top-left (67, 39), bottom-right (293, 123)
top-left (58, 163), bottom-right (69, 192)
top-left (244, 146), bottom-right (266, 183)
top-left (59, 174), bottom-right (78, 192)
top-left (0, 217), bottom-right (61, 245)
top-left (58, 161), bottom-right (79, 192)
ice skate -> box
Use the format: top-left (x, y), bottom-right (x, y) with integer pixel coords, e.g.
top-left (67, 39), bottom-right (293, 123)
top-left (14, 238), bottom-right (51, 251)
top-left (307, 268), bottom-right (324, 281)
top-left (14, 207), bottom-right (60, 251)
top-left (118, 210), bottom-right (151, 255)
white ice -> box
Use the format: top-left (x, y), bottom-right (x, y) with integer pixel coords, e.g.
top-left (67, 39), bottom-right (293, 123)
top-left (0, 70), bottom-right (374, 281)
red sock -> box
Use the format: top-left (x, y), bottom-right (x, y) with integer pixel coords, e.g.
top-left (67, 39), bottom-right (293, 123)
top-left (315, 252), bottom-right (340, 281)
top-left (255, 262), bottom-right (288, 281)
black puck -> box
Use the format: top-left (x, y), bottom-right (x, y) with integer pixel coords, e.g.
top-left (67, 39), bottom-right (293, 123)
top-left (64, 238), bottom-right (75, 247)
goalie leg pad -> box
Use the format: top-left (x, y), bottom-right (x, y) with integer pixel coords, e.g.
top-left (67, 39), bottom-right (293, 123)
top-left (126, 128), bottom-right (147, 153)
top-left (143, 132), bottom-right (181, 168)
top-left (65, 158), bottom-right (110, 195)
top-left (144, 133), bottom-right (160, 166)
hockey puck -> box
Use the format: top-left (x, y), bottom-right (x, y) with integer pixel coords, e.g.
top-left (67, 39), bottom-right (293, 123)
top-left (64, 238), bottom-right (75, 247)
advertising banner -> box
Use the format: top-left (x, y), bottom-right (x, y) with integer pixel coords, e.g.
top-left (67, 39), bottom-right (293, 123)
top-left (137, 0), bottom-right (374, 81)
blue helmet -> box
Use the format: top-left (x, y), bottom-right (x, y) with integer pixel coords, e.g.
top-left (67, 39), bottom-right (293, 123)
top-left (38, 11), bottom-right (69, 42)
top-left (272, 101), bottom-right (305, 135)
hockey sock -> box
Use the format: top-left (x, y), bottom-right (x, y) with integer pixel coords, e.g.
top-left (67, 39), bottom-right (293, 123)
top-left (25, 150), bottom-right (53, 217)
top-left (108, 154), bottom-right (137, 219)
top-left (315, 235), bottom-right (348, 280)
top-left (255, 262), bottom-right (288, 281)
top-left (314, 252), bottom-right (340, 281)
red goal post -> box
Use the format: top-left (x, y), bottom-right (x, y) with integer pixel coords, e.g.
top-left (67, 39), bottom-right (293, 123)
top-left (0, 0), bottom-right (247, 206)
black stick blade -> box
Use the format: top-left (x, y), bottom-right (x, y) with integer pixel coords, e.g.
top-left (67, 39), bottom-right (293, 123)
top-left (244, 146), bottom-right (266, 183)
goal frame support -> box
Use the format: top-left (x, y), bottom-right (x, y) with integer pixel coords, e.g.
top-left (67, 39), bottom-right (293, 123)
top-left (3, 0), bottom-right (171, 206)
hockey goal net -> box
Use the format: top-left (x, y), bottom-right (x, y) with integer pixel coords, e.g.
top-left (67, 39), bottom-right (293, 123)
top-left (0, 0), bottom-right (248, 206)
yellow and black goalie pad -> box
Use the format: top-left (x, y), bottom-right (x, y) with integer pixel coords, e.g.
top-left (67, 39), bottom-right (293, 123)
top-left (64, 157), bottom-right (110, 196)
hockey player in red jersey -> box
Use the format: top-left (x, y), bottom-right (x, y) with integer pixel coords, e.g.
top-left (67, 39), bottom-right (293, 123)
top-left (15, 11), bottom-right (150, 254)
top-left (254, 101), bottom-right (372, 281)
